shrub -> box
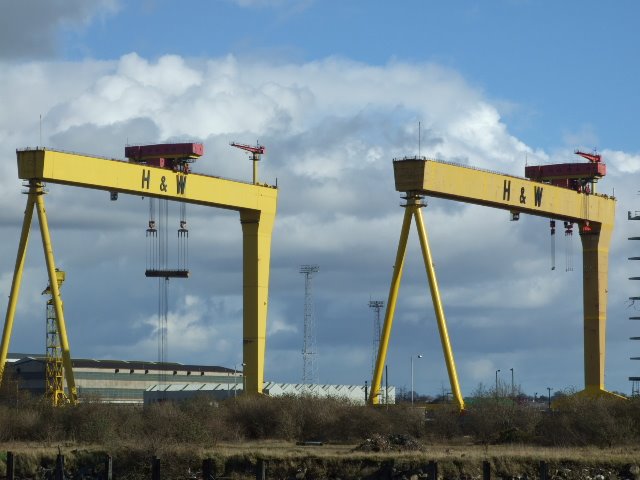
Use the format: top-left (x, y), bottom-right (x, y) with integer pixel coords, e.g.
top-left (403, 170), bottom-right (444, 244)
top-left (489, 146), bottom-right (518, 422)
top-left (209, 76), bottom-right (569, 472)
top-left (0, 388), bottom-right (637, 447)
top-left (535, 393), bottom-right (635, 447)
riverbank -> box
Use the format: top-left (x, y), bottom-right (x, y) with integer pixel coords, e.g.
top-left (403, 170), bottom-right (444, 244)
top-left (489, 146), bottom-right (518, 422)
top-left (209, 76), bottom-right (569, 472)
top-left (2, 441), bottom-right (640, 479)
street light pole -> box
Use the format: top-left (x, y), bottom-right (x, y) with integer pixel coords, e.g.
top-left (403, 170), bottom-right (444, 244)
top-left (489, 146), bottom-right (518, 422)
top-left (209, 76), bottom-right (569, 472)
top-left (495, 369), bottom-right (501, 397)
top-left (547, 387), bottom-right (552, 409)
top-left (411, 354), bottom-right (423, 405)
top-left (234, 363), bottom-right (246, 398)
top-left (510, 367), bottom-right (514, 397)
top-left (241, 362), bottom-right (246, 394)
top-left (234, 364), bottom-right (238, 398)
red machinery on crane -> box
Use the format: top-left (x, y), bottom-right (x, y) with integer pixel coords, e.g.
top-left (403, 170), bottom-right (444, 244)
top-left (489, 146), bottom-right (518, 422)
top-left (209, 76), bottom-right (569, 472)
top-left (231, 142), bottom-right (265, 185)
top-left (574, 150), bottom-right (602, 164)
top-left (525, 150), bottom-right (606, 194)
top-left (525, 150), bottom-right (606, 262)
top-left (125, 142), bottom-right (203, 173)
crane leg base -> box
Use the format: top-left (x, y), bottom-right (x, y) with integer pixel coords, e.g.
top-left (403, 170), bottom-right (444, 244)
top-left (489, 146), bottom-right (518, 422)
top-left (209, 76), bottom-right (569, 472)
top-left (576, 387), bottom-right (626, 400)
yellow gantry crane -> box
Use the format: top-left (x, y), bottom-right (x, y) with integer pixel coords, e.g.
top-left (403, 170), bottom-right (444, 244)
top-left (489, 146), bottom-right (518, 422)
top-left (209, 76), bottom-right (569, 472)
top-left (0, 147), bottom-right (277, 403)
top-left (370, 155), bottom-right (617, 409)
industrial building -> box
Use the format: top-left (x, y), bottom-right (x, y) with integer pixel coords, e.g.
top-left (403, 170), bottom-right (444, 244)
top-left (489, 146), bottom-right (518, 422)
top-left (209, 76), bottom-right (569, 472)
top-left (6, 354), bottom-right (239, 404)
top-left (144, 382), bottom-right (396, 405)
top-left (6, 354), bottom-right (393, 405)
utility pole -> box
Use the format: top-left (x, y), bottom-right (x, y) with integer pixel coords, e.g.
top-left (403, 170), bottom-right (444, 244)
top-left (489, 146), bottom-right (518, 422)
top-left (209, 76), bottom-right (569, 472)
top-left (411, 354), bottom-right (423, 405)
top-left (510, 367), bottom-right (514, 397)
top-left (369, 300), bottom-right (384, 377)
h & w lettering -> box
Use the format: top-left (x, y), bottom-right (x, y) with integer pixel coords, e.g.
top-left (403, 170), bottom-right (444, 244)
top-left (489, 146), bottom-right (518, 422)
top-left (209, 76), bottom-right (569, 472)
top-left (141, 169), bottom-right (151, 189)
top-left (503, 180), bottom-right (511, 201)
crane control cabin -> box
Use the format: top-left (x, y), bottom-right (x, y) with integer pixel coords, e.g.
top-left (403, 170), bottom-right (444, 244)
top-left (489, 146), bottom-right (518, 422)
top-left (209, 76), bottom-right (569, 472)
top-left (370, 151), bottom-right (617, 407)
top-left (0, 145), bottom-right (278, 403)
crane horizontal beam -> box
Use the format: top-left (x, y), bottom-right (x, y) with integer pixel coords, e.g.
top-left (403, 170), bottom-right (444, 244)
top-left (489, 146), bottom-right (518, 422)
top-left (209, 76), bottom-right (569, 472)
top-left (17, 148), bottom-right (277, 214)
top-left (393, 158), bottom-right (615, 228)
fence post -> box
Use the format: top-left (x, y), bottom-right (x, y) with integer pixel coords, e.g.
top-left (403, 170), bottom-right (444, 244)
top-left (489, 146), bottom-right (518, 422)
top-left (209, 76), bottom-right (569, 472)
top-left (202, 458), bottom-right (214, 480)
top-left (104, 455), bottom-right (113, 480)
top-left (482, 460), bottom-right (490, 480)
top-left (256, 458), bottom-right (266, 480)
top-left (381, 460), bottom-right (394, 480)
top-left (151, 456), bottom-right (161, 480)
top-left (539, 461), bottom-right (548, 480)
top-left (55, 454), bottom-right (64, 480)
top-left (427, 460), bottom-right (438, 480)
top-left (6, 451), bottom-right (14, 480)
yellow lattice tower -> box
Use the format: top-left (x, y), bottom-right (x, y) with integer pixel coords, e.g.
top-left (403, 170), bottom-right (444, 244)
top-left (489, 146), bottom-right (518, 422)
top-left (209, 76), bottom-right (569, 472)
top-left (42, 269), bottom-right (68, 406)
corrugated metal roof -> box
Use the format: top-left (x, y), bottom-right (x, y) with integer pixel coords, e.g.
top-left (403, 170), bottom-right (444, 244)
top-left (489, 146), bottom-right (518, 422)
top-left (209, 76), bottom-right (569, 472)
top-left (10, 355), bottom-right (233, 373)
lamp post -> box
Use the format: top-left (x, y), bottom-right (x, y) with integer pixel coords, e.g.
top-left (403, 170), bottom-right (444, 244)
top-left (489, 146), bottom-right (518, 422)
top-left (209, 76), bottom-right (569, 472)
top-left (234, 363), bottom-right (246, 398)
top-left (510, 367), bottom-right (514, 397)
top-left (495, 369), bottom-right (501, 397)
top-left (242, 362), bottom-right (247, 392)
top-left (547, 387), bottom-right (552, 409)
top-left (233, 364), bottom-right (238, 398)
top-left (411, 354), bottom-right (423, 405)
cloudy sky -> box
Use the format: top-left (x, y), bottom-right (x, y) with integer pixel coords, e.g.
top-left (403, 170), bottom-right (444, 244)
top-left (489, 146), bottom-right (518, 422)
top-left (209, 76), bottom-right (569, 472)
top-left (1, 0), bottom-right (640, 398)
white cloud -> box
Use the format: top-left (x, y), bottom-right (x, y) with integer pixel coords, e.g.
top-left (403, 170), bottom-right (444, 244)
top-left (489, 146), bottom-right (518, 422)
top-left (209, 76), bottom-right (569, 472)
top-left (603, 149), bottom-right (640, 175)
top-left (463, 357), bottom-right (495, 384)
top-left (267, 315), bottom-right (297, 335)
top-left (104, 293), bottom-right (242, 363)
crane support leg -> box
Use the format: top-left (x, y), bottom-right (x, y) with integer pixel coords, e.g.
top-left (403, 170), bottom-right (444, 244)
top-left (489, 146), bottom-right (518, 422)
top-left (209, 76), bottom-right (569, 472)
top-left (369, 199), bottom-right (465, 409)
top-left (34, 190), bottom-right (78, 403)
top-left (0, 184), bottom-right (37, 381)
top-left (369, 208), bottom-right (412, 405)
top-left (413, 205), bottom-right (465, 411)
top-left (241, 209), bottom-right (275, 394)
top-left (370, 207), bottom-right (412, 405)
top-left (580, 227), bottom-right (614, 395)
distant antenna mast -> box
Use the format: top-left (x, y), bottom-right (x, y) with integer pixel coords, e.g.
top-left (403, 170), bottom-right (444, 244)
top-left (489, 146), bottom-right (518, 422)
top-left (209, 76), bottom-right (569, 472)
top-left (300, 264), bottom-right (320, 388)
top-left (369, 300), bottom-right (384, 377)
top-left (418, 121), bottom-right (421, 158)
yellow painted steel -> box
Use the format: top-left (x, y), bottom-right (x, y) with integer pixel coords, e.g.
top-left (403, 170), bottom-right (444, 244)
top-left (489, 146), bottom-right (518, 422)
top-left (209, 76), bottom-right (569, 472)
top-left (388, 158), bottom-right (617, 399)
top-left (413, 204), bottom-right (465, 410)
top-left (393, 159), bottom-right (615, 225)
top-left (371, 207), bottom-right (413, 405)
top-left (1, 148), bottom-right (278, 397)
top-left (240, 210), bottom-right (274, 394)
top-left (35, 192), bottom-right (78, 403)
top-left (370, 196), bottom-right (465, 410)
top-left (580, 229), bottom-right (613, 394)
top-left (16, 149), bottom-right (277, 212)
top-left (0, 187), bottom-right (37, 381)
top-left (253, 159), bottom-right (259, 185)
